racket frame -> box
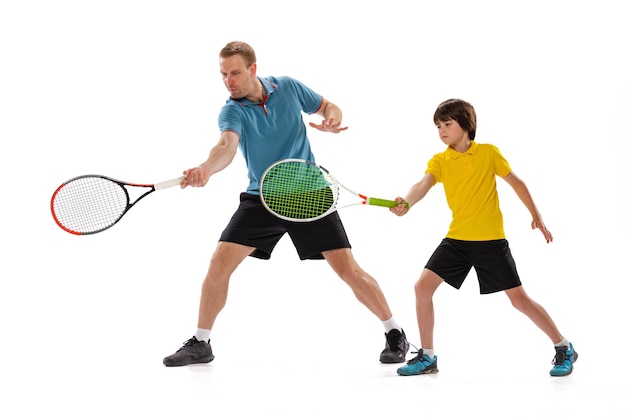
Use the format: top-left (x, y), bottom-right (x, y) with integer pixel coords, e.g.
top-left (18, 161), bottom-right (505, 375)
top-left (51, 174), bottom-right (183, 235)
top-left (260, 158), bottom-right (402, 222)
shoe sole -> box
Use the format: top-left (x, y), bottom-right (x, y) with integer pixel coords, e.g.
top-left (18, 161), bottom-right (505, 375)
top-left (380, 358), bottom-right (407, 364)
top-left (163, 355), bottom-right (215, 367)
top-left (398, 367), bottom-right (439, 376)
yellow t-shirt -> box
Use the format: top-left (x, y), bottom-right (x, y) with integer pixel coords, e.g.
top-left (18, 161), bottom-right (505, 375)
top-left (426, 142), bottom-right (511, 241)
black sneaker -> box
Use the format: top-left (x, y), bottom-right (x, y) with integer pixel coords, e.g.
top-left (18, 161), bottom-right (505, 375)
top-left (380, 328), bottom-right (409, 363)
top-left (163, 336), bottom-right (215, 367)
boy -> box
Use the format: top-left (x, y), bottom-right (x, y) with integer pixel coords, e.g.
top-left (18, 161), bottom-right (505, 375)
top-left (390, 98), bottom-right (576, 377)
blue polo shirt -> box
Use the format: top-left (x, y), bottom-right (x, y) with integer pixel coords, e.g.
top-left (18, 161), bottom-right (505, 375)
top-left (218, 76), bottom-right (323, 194)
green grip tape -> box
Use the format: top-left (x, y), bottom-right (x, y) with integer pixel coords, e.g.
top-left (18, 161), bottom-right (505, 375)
top-left (368, 197), bottom-right (409, 208)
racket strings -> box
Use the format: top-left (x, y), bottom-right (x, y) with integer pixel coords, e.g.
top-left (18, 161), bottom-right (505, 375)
top-left (262, 161), bottom-right (337, 220)
top-left (52, 177), bottom-right (129, 234)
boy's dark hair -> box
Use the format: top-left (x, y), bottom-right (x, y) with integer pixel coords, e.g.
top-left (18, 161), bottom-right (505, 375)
top-left (220, 41), bottom-right (256, 68)
top-left (433, 99), bottom-right (477, 140)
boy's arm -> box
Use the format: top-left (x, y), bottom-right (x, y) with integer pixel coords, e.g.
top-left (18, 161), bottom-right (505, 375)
top-left (390, 173), bottom-right (436, 216)
top-left (502, 171), bottom-right (553, 243)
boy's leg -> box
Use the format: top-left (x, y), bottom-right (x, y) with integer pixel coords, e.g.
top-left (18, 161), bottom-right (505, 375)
top-left (396, 269), bottom-right (443, 376)
top-left (504, 286), bottom-right (577, 376)
top-left (504, 286), bottom-right (563, 343)
top-left (414, 269), bottom-right (445, 350)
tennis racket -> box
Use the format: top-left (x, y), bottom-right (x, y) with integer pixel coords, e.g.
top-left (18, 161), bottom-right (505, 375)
top-left (260, 159), bottom-right (407, 222)
top-left (50, 174), bottom-right (184, 235)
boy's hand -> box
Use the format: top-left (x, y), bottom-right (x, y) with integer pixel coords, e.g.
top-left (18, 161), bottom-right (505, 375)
top-left (532, 218), bottom-right (553, 243)
top-left (390, 197), bottom-right (410, 216)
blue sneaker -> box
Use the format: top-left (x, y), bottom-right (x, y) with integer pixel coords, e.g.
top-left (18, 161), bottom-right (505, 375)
top-left (397, 349), bottom-right (438, 376)
top-left (550, 343), bottom-right (578, 376)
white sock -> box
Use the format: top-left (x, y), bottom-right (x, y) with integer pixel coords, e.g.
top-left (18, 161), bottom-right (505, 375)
top-left (382, 317), bottom-right (401, 333)
top-left (555, 338), bottom-right (569, 348)
top-left (422, 348), bottom-right (435, 358)
top-left (195, 328), bottom-right (212, 343)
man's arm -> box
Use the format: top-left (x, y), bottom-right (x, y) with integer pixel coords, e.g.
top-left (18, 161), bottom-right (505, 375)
top-left (182, 131), bottom-right (239, 188)
top-left (309, 98), bottom-right (348, 133)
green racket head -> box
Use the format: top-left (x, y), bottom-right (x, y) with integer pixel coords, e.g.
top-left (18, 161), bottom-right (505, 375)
top-left (260, 159), bottom-right (339, 222)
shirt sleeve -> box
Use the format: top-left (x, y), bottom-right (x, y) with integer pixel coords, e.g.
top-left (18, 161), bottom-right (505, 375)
top-left (425, 154), bottom-right (443, 183)
top-left (218, 102), bottom-right (243, 137)
top-left (491, 145), bottom-right (512, 177)
top-left (285, 77), bottom-right (323, 115)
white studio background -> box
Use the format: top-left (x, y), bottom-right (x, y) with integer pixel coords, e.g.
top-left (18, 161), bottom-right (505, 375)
top-left (1, 1), bottom-right (624, 417)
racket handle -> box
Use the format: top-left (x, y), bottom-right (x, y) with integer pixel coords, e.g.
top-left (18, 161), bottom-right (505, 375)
top-left (155, 176), bottom-right (184, 190)
top-left (367, 197), bottom-right (409, 208)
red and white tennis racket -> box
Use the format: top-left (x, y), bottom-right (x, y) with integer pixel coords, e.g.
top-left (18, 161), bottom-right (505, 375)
top-left (50, 174), bottom-right (183, 235)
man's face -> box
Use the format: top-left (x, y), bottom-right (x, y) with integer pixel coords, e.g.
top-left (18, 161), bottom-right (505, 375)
top-left (220, 54), bottom-right (255, 99)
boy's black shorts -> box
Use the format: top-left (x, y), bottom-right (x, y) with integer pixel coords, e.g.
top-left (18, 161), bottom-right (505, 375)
top-left (219, 193), bottom-right (351, 260)
top-left (425, 238), bottom-right (522, 294)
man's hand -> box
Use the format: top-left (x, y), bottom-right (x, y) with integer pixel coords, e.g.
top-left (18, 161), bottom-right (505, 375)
top-left (181, 167), bottom-right (209, 188)
top-left (309, 118), bottom-right (348, 133)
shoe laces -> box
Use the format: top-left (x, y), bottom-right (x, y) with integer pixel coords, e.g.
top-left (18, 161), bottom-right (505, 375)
top-left (386, 329), bottom-right (409, 351)
top-left (407, 348), bottom-right (428, 365)
top-left (177, 336), bottom-right (201, 352)
top-left (552, 346), bottom-right (568, 366)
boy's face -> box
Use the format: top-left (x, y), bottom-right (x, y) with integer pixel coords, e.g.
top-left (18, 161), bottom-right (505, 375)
top-left (435, 119), bottom-right (468, 147)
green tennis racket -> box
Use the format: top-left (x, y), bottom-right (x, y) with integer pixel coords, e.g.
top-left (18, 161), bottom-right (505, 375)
top-left (260, 159), bottom-right (406, 222)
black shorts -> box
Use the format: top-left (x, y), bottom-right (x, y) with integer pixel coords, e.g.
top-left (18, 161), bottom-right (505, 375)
top-left (425, 238), bottom-right (522, 294)
top-left (219, 193), bottom-right (351, 260)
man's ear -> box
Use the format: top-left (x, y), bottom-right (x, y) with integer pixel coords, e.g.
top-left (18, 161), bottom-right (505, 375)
top-left (249, 62), bottom-right (257, 76)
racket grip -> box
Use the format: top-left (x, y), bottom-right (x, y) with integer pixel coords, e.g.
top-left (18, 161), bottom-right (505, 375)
top-left (155, 176), bottom-right (184, 190)
top-left (367, 197), bottom-right (409, 208)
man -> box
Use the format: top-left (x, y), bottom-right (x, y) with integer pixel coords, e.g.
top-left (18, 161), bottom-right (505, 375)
top-left (163, 41), bottom-right (408, 367)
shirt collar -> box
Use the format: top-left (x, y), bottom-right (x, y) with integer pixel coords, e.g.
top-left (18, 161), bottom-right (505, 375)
top-left (444, 141), bottom-right (477, 159)
top-left (259, 77), bottom-right (276, 96)
top-left (231, 77), bottom-right (276, 106)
